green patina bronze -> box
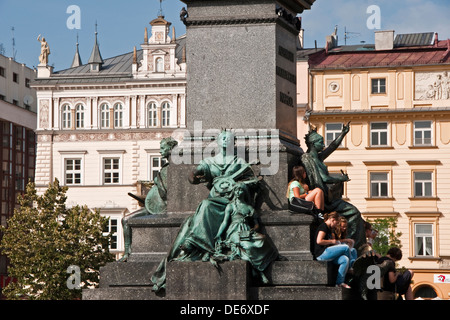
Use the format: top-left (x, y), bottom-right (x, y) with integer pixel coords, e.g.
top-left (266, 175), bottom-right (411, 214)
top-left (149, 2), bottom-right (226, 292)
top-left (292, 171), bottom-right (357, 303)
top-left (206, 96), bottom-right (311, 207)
top-left (120, 137), bottom-right (178, 262)
top-left (214, 182), bottom-right (279, 284)
top-left (151, 130), bottom-right (264, 292)
top-left (301, 122), bottom-right (366, 251)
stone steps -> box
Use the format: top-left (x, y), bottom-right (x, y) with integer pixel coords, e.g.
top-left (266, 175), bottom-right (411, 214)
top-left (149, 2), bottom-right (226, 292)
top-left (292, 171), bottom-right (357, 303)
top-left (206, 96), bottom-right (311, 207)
top-left (82, 287), bottom-right (164, 300)
top-left (97, 259), bottom-right (330, 288)
top-left (250, 285), bottom-right (343, 300)
top-left (83, 285), bottom-right (343, 301)
top-left (85, 259), bottom-right (342, 300)
top-left (82, 210), bottom-right (341, 300)
top-left (98, 261), bottom-right (160, 288)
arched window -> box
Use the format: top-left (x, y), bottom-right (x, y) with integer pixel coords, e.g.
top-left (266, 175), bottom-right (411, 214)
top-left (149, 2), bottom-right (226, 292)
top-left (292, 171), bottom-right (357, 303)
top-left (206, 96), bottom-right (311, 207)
top-left (75, 104), bottom-right (84, 129)
top-left (114, 103), bottom-right (123, 128)
top-left (155, 58), bottom-right (164, 72)
top-left (100, 103), bottom-right (110, 129)
top-left (414, 285), bottom-right (438, 299)
top-left (61, 104), bottom-right (71, 129)
top-left (147, 102), bottom-right (158, 127)
top-left (161, 102), bottom-right (170, 127)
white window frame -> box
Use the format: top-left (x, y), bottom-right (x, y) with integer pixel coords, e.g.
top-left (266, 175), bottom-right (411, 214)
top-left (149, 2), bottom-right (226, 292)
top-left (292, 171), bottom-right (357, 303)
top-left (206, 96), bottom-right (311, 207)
top-left (325, 123), bottom-right (343, 147)
top-left (414, 223), bottom-right (434, 257)
top-left (61, 104), bottom-right (72, 129)
top-left (370, 122), bottom-right (389, 147)
top-left (147, 102), bottom-right (158, 128)
top-left (413, 121), bottom-right (433, 146)
top-left (100, 103), bottom-right (110, 129)
top-left (413, 171), bottom-right (433, 198)
top-left (64, 158), bottom-right (82, 185)
top-left (113, 102), bottom-right (123, 128)
top-left (98, 150), bottom-right (125, 185)
top-left (100, 210), bottom-right (125, 254)
top-left (161, 101), bottom-right (171, 127)
top-left (75, 103), bottom-right (85, 129)
top-left (59, 151), bottom-right (86, 186)
top-left (371, 78), bottom-right (386, 94)
top-left (370, 171), bottom-right (389, 198)
top-left (147, 152), bottom-right (168, 182)
top-left (103, 157), bottom-right (121, 185)
top-left (104, 216), bottom-right (119, 251)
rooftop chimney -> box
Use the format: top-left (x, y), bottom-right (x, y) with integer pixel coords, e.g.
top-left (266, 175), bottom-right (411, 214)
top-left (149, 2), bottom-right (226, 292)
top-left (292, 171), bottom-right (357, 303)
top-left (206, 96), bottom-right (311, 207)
top-left (375, 30), bottom-right (394, 50)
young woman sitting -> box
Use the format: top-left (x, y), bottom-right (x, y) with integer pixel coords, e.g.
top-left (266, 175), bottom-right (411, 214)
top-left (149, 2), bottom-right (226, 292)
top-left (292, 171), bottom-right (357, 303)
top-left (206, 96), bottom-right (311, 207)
top-left (287, 165), bottom-right (325, 215)
top-left (315, 211), bottom-right (353, 288)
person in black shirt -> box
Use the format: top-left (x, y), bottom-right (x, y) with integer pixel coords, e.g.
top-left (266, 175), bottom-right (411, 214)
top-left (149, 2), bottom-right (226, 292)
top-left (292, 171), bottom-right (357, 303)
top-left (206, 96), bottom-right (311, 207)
top-left (378, 247), bottom-right (414, 300)
top-left (315, 211), bottom-right (353, 288)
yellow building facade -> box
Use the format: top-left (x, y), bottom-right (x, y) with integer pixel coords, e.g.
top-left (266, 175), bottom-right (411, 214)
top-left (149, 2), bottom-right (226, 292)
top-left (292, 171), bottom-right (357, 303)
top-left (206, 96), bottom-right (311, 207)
top-left (298, 32), bottom-right (450, 299)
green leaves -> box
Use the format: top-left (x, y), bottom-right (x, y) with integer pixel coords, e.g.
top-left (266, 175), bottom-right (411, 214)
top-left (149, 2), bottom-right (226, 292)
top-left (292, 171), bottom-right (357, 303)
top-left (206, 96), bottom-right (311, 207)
top-left (368, 217), bottom-right (402, 256)
top-left (0, 179), bottom-right (114, 300)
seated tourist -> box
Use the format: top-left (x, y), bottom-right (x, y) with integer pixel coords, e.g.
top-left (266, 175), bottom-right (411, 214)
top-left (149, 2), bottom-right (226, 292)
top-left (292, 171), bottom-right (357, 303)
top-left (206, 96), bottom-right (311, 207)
top-left (287, 165), bottom-right (324, 216)
top-left (315, 211), bottom-right (353, 288)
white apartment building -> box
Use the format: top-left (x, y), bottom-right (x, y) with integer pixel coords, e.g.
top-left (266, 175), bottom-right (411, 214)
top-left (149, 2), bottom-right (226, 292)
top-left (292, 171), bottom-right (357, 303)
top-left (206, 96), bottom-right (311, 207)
top-left (31, 15), bottom-right (186, 258)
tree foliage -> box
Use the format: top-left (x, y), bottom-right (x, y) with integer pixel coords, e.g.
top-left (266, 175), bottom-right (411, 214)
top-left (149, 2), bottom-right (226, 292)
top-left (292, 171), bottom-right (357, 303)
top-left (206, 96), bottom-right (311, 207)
top-left (368, 217), bottom-right (402, 256)
top-left (0, 179), bottom-right (114, 300)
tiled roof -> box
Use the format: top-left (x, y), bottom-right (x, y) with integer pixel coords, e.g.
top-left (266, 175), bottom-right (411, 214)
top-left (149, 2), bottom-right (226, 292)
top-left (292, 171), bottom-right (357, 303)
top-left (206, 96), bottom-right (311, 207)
top-left (311, 106), bottom-right (450, 116)
top-left (307, 39), bottom-right (450, 70)
top-left (32, 36), bottom-right (186, 85)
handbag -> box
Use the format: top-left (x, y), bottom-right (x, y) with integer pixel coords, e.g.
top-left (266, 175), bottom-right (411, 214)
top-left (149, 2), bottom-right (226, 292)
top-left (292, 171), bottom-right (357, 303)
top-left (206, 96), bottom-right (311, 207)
top-left (288, 197), bottom-right (315, 214)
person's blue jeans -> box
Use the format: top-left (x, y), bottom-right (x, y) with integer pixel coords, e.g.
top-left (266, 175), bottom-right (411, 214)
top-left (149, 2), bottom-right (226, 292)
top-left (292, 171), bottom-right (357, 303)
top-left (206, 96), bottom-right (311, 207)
top-left (317, 244), bottom-right (352, 285)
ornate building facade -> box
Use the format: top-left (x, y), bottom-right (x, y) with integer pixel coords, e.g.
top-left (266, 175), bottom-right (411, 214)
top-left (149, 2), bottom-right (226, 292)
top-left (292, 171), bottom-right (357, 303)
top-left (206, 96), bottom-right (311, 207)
top-left (297, 30), bottom-right (450, 299)
top-left (32, 15), bottom-right (186, 258)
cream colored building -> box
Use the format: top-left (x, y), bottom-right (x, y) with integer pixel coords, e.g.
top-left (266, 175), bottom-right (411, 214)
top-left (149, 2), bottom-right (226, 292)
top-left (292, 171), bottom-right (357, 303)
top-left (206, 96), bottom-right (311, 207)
top-left (297, 31), bottom-right (450, 299)
top-left (31, 15), bottom-right (186, 259)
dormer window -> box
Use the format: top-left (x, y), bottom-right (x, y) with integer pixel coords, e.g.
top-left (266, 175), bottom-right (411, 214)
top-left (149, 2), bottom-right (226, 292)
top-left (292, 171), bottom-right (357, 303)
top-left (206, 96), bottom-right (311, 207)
top-left (156, 57), bottom-right (164, 72)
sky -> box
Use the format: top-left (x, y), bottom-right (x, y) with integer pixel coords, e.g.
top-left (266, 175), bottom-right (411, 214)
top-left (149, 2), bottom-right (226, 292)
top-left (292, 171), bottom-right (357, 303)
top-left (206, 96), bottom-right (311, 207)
top-left (0, 0), bottom-right (449, 71)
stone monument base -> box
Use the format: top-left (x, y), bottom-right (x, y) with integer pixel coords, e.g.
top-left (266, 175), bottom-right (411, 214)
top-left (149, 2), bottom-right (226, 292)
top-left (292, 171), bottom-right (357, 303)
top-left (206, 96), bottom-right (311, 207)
top-left (82, 212), bottom-right (343, 300)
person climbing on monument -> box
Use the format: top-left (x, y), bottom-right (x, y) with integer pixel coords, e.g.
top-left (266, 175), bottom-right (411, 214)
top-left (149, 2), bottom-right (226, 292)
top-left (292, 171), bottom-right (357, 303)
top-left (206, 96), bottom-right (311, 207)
top-left (119, 137), bottom-right (178, 262)
top-left (301, 122), bottom-right (366, 250)
top-left (214, 182), bottom-right (279, 284)
top-left (287, 165), bottom-right (325, 218)
top-left (314, 211), bottom-right (353, 288)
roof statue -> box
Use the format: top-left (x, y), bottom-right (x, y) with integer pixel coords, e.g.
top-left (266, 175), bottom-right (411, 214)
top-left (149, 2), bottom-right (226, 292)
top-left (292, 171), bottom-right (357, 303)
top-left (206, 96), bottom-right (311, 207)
top-left (37, 34), bottom-right (50, 65)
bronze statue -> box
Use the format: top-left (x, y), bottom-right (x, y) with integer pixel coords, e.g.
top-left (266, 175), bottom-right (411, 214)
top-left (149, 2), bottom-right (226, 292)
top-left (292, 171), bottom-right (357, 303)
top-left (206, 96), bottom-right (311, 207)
top-left (120, 137), bottom-right (178, 262)
top-left (301, 122), bottom-right (366, 250)
top-left (151, 130), bottom-right (259, 292)
top-left (214, 182), bottom-right (278, 284)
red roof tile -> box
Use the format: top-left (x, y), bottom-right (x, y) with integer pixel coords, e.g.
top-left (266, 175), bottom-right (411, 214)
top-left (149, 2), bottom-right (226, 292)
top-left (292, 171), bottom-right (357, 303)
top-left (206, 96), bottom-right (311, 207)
top-left (309, 40), bottom-right (450, 69)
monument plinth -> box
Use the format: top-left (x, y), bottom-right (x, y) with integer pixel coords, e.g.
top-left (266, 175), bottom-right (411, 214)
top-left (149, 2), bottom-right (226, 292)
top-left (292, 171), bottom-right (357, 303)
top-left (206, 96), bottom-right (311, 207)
top-left (169, 0), bottom-right (311, 214)
top-left (183, 0), bottom-right (306, 142)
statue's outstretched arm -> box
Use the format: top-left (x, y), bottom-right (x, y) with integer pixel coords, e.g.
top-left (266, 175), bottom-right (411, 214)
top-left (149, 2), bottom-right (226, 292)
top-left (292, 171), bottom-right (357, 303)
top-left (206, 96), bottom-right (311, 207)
top-left (320, 121), bottom-right (350, 161)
